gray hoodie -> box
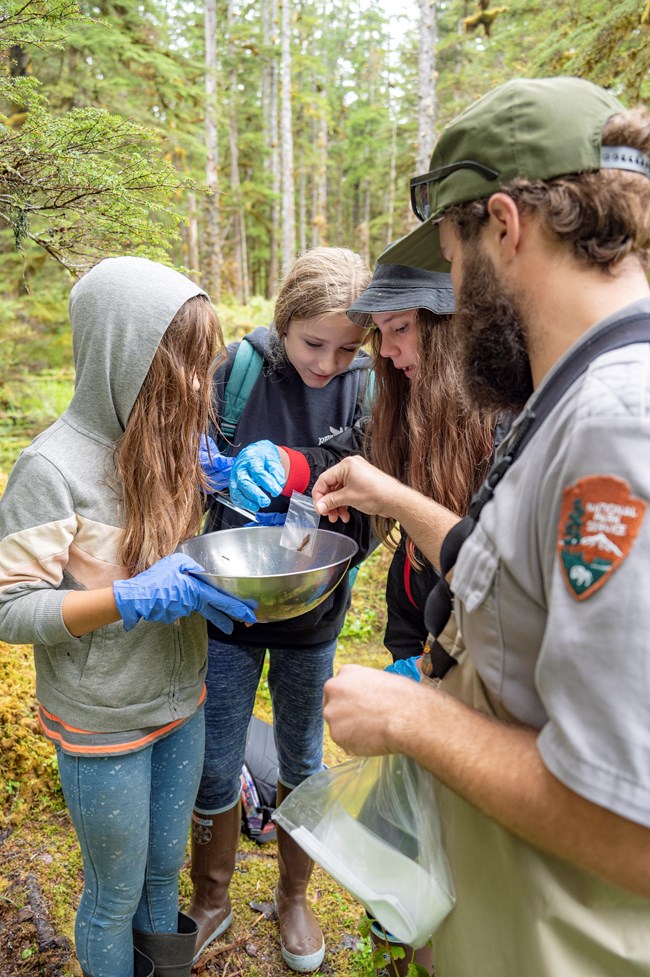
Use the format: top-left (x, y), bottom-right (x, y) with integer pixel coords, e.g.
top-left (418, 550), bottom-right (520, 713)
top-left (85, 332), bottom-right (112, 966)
top-left (0, 257), bottom-right (210, 740)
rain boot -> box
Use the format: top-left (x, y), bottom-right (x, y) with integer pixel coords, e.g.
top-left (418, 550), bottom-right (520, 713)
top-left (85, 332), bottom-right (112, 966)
top-left (274, 782), bottom-right (325, 973)
top-left (187, 801), bottom-right (241, 962)
top-left (132, 912), bottom-right (197, 977)
top-left (81, 946), bottom-right (154, 977)
top-left (369, 919), bottom-right (434, 977)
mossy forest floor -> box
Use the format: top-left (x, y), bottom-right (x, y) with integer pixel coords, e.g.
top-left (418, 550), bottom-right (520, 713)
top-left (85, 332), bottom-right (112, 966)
top-left (0, 516), bottom-right (393, 977)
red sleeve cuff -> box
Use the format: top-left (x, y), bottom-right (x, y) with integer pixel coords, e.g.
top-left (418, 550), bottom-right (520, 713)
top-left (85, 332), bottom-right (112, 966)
top-left (280, 446), bottom-right (311, 496)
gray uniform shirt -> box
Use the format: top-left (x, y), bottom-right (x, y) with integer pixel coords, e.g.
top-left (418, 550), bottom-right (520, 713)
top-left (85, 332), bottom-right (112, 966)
top-left (451, 297), bottom-right (650, 829)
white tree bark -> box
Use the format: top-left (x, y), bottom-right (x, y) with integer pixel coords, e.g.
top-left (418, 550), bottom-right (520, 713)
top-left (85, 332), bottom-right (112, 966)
top-left (279, 0), bottom-right (296, 272)
top-left (416, 0), bottom-right (437, 172)
top-left (298, 151), bottom-right (307, 255)
top-left (227, 0), bottom-right (249, 303)
top-left (262, 0), bottom-right (280, 295)
top-left (312, 103), bottom-right (328, 247)
top-left (386, 117), bottom-right (397, 246)
top-left (204, 0), bottom-right (221, 300)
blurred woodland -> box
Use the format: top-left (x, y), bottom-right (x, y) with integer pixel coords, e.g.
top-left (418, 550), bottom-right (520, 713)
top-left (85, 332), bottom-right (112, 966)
top-left (2, 0), bottom-right (648, 449)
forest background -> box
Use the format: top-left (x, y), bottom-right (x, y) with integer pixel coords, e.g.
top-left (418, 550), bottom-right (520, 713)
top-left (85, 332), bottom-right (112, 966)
top-left (0, 1), bottom-right (649, 975)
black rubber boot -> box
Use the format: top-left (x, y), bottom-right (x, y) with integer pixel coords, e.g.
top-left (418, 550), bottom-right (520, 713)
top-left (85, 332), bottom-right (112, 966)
top-left (132, 911), bottom-right (197, 977)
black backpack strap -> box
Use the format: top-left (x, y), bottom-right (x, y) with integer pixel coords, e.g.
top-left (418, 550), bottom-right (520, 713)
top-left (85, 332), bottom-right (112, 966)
top-left (421, 311), bottom-right (650, 680)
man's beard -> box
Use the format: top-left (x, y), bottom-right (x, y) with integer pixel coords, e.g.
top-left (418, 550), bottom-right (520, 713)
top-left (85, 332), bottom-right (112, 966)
top-left (456, 241), bottom-right (534, 414)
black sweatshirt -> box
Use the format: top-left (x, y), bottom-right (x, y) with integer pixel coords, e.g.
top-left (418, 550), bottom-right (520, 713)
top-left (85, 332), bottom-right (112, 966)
top-left (204, 326), bottom-right (374, 649)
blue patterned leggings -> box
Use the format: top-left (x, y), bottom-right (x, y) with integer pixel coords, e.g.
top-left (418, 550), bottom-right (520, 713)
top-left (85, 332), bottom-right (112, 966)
top-left (56, 708), bottom-right (204, 977)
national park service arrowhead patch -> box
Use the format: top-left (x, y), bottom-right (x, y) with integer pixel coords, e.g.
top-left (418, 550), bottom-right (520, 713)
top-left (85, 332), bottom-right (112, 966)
top-left (558, 476), bottom-right (646, 600)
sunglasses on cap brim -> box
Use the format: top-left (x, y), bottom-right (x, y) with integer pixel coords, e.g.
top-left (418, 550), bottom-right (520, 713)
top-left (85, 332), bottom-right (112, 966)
top-left (409, 160), bottom-right (500, 223)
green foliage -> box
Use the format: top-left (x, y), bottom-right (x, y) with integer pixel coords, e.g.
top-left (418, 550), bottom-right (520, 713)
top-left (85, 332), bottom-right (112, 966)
top-left (0, 0), bottom-right (85, 49)
top-left (437, 0), bottom-right (649, 124)
top-left (340, 606), bottom-right (379, 641)
top-left (529, 0), bottom-right (650, 101)
top-left (1, 0), bottom-right (195, 273)
top-left (340, 547), bottom-right (390, 648)
top-left (217, 295), bottom-right (275, 342)
top-left (1, 83), bottom-right (192, 272)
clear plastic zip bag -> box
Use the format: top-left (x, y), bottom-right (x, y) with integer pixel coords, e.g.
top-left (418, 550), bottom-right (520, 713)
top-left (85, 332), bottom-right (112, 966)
top-left (274, 753), bottom-right (455, 947)
top-left (280, 490), bottom-right (320, 556)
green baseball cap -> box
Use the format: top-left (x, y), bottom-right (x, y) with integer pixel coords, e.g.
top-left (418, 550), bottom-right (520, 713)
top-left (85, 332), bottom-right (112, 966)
top-left (380, 77), bottom-right (629, 272)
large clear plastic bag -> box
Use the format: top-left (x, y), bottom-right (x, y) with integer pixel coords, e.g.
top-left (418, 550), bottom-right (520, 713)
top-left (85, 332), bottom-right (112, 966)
top-left (274, 754), bottom-right (455, 947)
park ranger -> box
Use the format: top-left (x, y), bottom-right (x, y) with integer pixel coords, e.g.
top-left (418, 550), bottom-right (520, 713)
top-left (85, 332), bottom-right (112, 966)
top-left (311, 77), bottom-right (650, 976)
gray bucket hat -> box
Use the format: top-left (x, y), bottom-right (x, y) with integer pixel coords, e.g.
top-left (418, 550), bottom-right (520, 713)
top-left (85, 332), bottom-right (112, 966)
top-left (347, 262), bottom-right (455, 326)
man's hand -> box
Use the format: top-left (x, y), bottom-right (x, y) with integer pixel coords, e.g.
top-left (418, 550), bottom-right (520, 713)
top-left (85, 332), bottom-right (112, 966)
top-left (323, 664), bottom-right (418, 756)
top-left (325, 664), bottom-right (650, 899)
top-left (312, 456), bottom-right (404, 524)
top-left (313, 456), bottom-right (459, 570)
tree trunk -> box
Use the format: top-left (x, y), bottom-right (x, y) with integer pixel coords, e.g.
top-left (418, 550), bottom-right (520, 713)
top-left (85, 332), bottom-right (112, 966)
top-left (279, 0), bottom-right (296, 272)
top-left (358, 177), bottom-right (370, 267)
top-left (203, 0), bottom-right (222, 301)
top-left (298, 154), bottom-right (307, 255)
top-left (263, 0), bottom-right (281, 296)
top-left (8, 45), bottom-right (29, 116)
top-left (312, 102), bottom-right (328, 247)
top-left (416, 0), bottom-right (437, 172)
top-left (386, 117), bottom-right (397, 247)
top-left (187, 191), bottom-right (200, 274)
top-left (227, 0), bottom-right (249, 303)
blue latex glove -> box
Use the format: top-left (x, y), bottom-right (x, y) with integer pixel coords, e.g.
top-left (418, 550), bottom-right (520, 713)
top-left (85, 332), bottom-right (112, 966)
top-left (245, 511), bottom-right (287, 527)
top-left (229, 440), bottom-right (286, 512)
top-left (199, 434), bottom-right (234, 493)
top-left (385, 655), bottom-right (422, 683)
top-left (113, 553), bottom-right (256, 633)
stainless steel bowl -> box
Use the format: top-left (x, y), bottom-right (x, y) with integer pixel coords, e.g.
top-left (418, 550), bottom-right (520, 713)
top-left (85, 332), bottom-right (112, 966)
top-left (176, 527), bottom-right (358, 623)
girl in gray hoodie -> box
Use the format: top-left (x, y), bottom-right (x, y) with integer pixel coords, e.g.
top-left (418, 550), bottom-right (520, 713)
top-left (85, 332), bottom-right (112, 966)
top-left (0, 257), bottom-right (255, 977)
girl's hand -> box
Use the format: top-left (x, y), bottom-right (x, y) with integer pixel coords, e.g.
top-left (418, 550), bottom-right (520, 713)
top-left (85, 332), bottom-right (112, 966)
top-left (113, 553), bottom-right (256, 632)
top-left (229, 440), bottom-right (287, 511)
top-left (199, 435), bottom-right (234, 493)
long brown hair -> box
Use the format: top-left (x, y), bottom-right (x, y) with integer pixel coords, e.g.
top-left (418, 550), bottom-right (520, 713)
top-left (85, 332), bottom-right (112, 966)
top-left (368, 309), bottom-right (497, 563)
top-left (115, 295), bottom-right (223, 575)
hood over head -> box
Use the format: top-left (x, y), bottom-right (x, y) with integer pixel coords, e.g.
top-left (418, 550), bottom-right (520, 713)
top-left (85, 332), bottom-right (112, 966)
top-left (66, 256), bottom-right (207, 442)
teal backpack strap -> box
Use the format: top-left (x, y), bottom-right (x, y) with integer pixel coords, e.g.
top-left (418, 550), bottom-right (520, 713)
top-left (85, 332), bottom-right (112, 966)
top-left (360, 367), bottom-right (375, 416)
top-left (218, 339), bottom-right (264, 451)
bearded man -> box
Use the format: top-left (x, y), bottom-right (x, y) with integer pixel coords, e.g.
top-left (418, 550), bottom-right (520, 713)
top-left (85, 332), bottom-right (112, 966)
top-left (311, 77), bottom-right (650, 977)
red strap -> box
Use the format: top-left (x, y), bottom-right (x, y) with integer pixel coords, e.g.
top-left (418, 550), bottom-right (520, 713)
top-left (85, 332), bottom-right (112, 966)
top-left (280, 446), bottom-right (311, 496)
top-left (403, 555), bottom-right (418, 608)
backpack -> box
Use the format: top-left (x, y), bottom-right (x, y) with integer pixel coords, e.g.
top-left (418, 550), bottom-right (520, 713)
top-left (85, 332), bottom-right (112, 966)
top-left (422, 311), bottom-right (650, 680)
top-left (217, 337), bottom-right (375, 453)
top-left (240, 716), bottom-right (279, 844)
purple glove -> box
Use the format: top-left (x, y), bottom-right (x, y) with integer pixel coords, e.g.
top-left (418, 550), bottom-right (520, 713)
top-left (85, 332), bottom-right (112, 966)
top-left (113, 553), bottom-right (256, 632)
top-left (199, 435), bottom-right (234, 493)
